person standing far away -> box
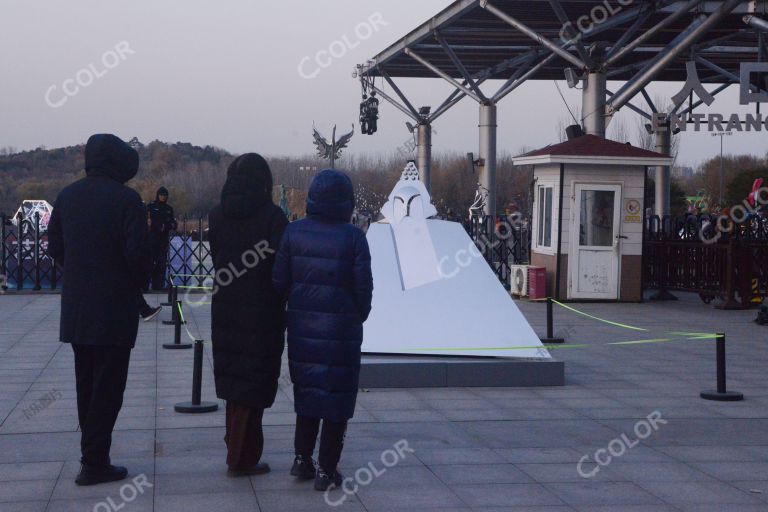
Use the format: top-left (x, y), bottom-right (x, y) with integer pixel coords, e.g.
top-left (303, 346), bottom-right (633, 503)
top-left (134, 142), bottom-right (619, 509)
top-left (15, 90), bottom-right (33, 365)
top-left (273, 169), bottom-right (373, 491)
top-left (137, 199), bottom-right (162, 322)
top-left (208, 153), bottom-right (289, 477)
top-left (47, 134), bottom-right (151, 486)
top-left (147, 186), bottom-right (177, 291)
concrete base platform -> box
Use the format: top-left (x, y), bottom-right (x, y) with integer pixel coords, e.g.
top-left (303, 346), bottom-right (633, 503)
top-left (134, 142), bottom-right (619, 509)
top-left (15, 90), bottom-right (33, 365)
top-left (359, 355), bottom-right (565, 388)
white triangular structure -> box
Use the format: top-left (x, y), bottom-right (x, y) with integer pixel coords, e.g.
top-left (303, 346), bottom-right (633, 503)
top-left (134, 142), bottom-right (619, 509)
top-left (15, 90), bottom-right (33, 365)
top-left (363, 163), bottom-right (550, 359)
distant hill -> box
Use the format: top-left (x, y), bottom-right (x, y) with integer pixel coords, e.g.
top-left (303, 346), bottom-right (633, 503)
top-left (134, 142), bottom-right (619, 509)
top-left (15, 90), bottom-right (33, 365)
top-left (0, 139), bottom-right (538, 220)
top-left (0, 139), bottom-right (233, 217)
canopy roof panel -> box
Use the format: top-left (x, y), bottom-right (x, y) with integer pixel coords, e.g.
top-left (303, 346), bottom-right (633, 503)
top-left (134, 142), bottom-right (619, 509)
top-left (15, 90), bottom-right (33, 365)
top-left (359, 0), bottom-right (763, 83)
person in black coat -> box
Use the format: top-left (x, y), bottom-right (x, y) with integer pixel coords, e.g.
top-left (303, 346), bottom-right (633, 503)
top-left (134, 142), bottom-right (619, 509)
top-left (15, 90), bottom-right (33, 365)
top-left (273, 169), bottom-right (373, 491)
top-left (209, 154), bottom-right (288, 476)
top-left (47, 134), bottom-right (151, 486)
top-left (147, 186), bottom-right (177, 290)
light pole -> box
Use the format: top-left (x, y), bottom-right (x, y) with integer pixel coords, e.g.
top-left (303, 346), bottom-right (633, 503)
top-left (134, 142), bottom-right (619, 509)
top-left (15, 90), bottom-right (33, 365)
top-left (711, 132), bottom-right (732, 206)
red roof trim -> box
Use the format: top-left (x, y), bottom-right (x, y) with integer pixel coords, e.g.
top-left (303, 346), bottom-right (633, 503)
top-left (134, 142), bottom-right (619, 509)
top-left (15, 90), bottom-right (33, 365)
top-left (519, 135), bottom-right (667, 159)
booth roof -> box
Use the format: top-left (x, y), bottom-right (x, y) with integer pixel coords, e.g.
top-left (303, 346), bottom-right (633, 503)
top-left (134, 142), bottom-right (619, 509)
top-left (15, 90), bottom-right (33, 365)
top-left (512, 134), bottom-right (673, 166)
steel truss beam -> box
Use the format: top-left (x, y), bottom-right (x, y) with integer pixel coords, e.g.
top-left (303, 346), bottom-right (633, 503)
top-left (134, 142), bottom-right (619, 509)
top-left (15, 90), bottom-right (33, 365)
top-left (435, 33), bottom-right (488, 102)
top-left (606, 90), bottom-right (654, 120)
top-left (547, 0), bottom-right (595, 69)
top-left (606, 0), bottom-right (707, 66)
top-left (494, 52), bottom-right (559, 103)
top-left (607, 0), bottom-right (743, 114)
top-left (405, 48), bottom-right (484, 103)
top-left (365, 81), bottom-right (420, 123)
top-left (380, 70), bottom-right (421, 120)
top-left (641, 89), bottom-right (659, 114)
top-left (479, 0), bottom-right (587, 70)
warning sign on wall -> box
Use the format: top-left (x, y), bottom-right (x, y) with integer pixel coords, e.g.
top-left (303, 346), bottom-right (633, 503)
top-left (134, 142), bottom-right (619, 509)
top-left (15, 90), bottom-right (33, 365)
top-left (624, 199), bottom-right (643, 223)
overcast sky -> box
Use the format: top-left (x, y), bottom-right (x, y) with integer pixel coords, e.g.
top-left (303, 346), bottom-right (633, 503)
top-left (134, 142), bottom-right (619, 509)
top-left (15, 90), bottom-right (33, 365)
top-left (1, 0), bottom-right (765, 169)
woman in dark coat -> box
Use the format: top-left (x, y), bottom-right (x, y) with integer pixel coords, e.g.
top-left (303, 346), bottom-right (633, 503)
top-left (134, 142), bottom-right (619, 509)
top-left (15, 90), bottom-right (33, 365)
top-left (273, 169), bottom-right (373, 491)
top-left (208, 153), bottom-right (288, 476)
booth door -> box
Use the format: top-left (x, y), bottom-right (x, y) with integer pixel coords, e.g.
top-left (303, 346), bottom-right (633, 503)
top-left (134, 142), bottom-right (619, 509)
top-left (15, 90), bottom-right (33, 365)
top-left (569, 184), bottom-right (622, 300)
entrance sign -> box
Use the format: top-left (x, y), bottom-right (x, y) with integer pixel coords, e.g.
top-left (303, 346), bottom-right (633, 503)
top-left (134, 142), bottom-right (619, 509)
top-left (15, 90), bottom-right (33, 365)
top-left (671, 61), bottom-right (715, 110)
top-left (740, 62), bottom-right (768, 105)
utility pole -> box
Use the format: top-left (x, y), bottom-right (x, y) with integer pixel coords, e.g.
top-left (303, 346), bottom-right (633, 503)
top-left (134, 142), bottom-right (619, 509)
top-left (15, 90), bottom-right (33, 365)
top-left (711, 132), bottom-right (732, 206)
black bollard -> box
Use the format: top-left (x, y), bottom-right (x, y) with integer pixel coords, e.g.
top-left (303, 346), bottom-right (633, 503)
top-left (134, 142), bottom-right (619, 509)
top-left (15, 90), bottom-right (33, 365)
top-left (163, 286), bottom-right (184, 325)
top-left (163, 301), bottom-right (192, 350)
top-left (701, 333), bottom-right (744, 401)
top-left (175, 339), bottom-right (219, 413)
top-left (162, 277), bottom-right (173, 307)
top-left (539, 297), bottom-right (565, 344)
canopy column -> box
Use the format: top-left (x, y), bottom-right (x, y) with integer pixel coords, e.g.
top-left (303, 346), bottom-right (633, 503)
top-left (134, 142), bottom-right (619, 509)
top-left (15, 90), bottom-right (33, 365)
top-left (582, 71), bottom-right (607, 137)
top-left (654, 120), bottom-right (672, 217)
top-left (417, 121), bottom-right (432, 191)
top-left (479, 103), bottom-right (497, 216)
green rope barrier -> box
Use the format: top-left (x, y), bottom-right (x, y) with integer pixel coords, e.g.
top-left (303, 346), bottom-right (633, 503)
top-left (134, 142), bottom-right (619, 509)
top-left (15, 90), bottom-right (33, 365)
top-left (550, 299), bottom-right (648, 332)
top-left (176, 302), bottom-right (199, 342)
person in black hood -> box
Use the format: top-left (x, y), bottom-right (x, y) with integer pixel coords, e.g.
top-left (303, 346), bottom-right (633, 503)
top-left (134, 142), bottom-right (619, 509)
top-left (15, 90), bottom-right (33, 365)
top-left (273, 169), bottom-right (373, 491)
top-left (147, 186), bottom-right (177, 290)
top-left (48, 134), bottom-right (151, 486)
top-left (208, 153), bottom-right (288, 476)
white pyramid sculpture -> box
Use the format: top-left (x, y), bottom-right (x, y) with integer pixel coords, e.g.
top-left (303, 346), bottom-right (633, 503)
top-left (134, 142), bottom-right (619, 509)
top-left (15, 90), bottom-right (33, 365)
top-left (363, 162), bottom-right (550, 359)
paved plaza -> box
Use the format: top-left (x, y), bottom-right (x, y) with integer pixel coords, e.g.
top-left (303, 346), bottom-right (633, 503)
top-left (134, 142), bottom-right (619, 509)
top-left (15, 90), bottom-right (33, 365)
top-left (0, 292), bottom-right (767, 511)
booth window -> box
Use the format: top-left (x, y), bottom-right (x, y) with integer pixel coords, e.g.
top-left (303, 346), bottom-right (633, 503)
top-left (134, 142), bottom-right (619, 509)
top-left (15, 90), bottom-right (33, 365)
top-left (537, 185), bottom-right (553, 248)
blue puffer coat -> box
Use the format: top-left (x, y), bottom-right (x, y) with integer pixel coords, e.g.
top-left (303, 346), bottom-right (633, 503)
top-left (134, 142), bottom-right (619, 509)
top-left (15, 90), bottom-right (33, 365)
top-left (273, 170), bottom-right (373, 422)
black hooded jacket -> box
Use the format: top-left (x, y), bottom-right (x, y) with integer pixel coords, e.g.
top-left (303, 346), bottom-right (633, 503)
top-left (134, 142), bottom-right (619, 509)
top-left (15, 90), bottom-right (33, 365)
top-left (147, 186), bottom-right (177, 239)
top-left (48, 134), bottom-right (151, 348)
top-left (208, 154), bottom-right (289, 408)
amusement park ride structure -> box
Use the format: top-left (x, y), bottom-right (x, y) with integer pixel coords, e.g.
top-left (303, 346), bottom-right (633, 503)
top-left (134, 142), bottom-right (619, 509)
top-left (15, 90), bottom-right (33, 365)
top-left (11, 200), bottom-right (54, 232)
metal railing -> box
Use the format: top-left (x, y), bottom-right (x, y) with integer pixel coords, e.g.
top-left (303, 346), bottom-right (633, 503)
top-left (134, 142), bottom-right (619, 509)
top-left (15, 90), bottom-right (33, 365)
top-left (465, 215), bottom-right (531, 289)
top-left (1, 213), bottom-right (60, 291)
top-left (1, 213), bottom-right (212, 292)
top-left (644, 214), bottom-right (768, 307)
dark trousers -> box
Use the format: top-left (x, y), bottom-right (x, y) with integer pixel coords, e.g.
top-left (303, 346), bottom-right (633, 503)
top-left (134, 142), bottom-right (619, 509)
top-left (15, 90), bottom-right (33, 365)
top-left (224, 402), bottom-right (265, 470)
top-left (149, 239), bottom-right (169, 290)
top-left (72, 344), bottom-right (131, 467)
top-left (294, 415), bottom-right (347, 472)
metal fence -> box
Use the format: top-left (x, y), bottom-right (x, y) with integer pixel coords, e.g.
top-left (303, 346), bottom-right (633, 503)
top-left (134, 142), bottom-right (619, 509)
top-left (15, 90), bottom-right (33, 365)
top-left (1, 214), bottom-right (213, 292)
top-left (1, 213), bottom-right (60, 291)
top-left (2, 212), bottom-right (533, 293)
top-left (5, 208), bottom-right (765, 306)
top-left (465, 215), bottom-right (531, 290)
top-left (166, 217), bottom-right (213, 288)
top-left (644, 214), bottom-right (768, 307)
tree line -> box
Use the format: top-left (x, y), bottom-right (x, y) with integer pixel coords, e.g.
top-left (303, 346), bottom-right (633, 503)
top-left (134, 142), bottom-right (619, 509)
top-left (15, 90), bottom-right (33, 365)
top-left (0, 140), bottom-right (534, 220)
top-left (1, 138), bottom-right (765, 221)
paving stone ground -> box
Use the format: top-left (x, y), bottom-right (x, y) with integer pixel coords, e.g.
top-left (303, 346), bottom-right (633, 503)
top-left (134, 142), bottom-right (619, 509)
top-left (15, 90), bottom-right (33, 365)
top-left (0, 292), bottom-right (767, 511)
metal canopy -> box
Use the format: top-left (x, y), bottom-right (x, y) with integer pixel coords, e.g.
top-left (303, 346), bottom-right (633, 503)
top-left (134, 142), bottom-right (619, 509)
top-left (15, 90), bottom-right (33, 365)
top-left (358, 0), bottom-right (761, 83)
top-left (355, 0), bottom-right (766, 217)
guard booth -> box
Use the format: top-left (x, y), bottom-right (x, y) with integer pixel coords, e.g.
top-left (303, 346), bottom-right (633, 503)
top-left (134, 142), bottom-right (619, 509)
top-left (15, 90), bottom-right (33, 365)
top-left (513, 134), bottom-right (672, 302)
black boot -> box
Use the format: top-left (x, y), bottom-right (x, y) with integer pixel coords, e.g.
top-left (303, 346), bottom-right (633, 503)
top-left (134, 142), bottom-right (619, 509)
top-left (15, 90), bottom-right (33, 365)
top-left (75, 464), bottom-right (128, 486)
top-left (314, 467), bottom-right (343, 491)
top-left (227, 462), bottom-right (270, 477)
top-left (290, 455), bottom-right (316, 480)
